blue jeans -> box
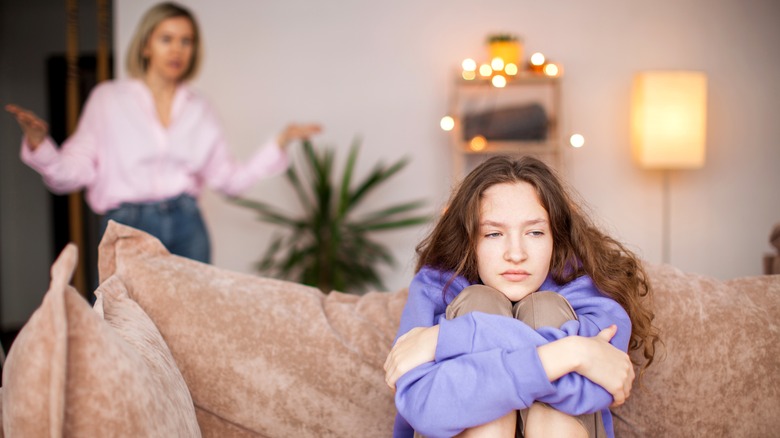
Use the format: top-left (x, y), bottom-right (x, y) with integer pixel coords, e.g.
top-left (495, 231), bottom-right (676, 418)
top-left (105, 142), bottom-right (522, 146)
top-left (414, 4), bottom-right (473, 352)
top-left (100, 194), bottom-right (211, 263)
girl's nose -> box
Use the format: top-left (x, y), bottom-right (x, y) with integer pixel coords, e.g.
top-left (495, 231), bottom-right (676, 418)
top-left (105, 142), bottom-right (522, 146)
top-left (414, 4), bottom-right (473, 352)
top-left (504, 240), bottom-right (526, 263)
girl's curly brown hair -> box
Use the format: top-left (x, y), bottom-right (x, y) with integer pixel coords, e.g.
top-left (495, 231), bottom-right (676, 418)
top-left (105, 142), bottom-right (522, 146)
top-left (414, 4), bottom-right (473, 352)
top-left (416, 155), bottom-right (660, 377)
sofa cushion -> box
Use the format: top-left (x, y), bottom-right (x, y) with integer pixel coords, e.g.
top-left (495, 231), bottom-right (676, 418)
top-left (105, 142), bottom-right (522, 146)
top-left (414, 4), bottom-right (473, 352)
top-left (611, 264), bottom-right (780, 437)
top-left (1, 244), bottom-right (201, 437)
top-left (98, 221), bottom-right (406, 437)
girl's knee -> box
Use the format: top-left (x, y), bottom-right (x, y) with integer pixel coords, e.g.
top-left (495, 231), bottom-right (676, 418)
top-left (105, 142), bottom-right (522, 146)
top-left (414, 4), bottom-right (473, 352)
top-left (446, 285), bottom-right (513, 319)
top-left (512, 291), bottom-right (577, 329)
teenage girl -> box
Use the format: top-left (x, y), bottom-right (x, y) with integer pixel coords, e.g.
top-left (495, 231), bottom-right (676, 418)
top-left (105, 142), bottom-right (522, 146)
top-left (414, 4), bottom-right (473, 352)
top-left (384, 155), bottom-right (658, 438)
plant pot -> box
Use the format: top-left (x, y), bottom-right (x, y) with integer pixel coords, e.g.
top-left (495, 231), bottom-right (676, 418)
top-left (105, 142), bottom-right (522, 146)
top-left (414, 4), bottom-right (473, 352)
top-left (488, 40), bottom-right (523, 66)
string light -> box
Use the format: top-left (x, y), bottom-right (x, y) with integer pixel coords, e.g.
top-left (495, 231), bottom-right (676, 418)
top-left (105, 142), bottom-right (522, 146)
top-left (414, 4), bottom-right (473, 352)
top-left (544, 62), bottom-right (560, 77)
top-left (457, 47), bottom-right (562, 89)
top-left (491, 74), bottom-right (507, 88)
top-left (440, 116), bottom-right (455, 131)
top-left (569, 133), bottom-right (585, 148)
top-left (490, 57), bottom-right (505, 71)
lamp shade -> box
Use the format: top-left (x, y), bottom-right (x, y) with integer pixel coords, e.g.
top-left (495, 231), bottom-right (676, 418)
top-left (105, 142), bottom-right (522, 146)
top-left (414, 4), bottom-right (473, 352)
top-left (631, 71), bottom-right (707, 169)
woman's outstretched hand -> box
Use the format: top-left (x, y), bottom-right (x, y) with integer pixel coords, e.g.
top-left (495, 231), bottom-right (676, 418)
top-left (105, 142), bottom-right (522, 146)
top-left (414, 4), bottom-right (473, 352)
top-left (384, 325), bottom-right (440, 392)
top-left (277, 123), bottom-right (322, 150)
top-left (5, 104), bottom-right (49, 150)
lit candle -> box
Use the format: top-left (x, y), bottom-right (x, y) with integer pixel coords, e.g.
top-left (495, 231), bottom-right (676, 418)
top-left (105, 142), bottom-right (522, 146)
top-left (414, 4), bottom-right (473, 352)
top-left (530, 52), bottom-right (545, 73)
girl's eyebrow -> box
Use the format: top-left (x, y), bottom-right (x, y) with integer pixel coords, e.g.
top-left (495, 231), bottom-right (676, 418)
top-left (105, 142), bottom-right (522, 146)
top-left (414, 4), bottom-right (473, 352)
top-left (479, 218), bottom-right (548, 227)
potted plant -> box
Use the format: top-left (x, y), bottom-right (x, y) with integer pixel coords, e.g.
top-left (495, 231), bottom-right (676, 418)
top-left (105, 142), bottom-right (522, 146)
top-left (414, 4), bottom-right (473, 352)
top-left (232, 139), bottom-right (430, 294)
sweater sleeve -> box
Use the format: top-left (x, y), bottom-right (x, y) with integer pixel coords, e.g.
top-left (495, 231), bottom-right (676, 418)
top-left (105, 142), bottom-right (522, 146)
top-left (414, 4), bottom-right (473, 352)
top-left (394, 267), bottom-right (470, 340)
top-left (20, 86), bottom-right (103, 193)
top-left (395, 313), bottom-right (557, 437)
top-left (393, 268), bottom-right (556, 436)
top-left (393, 269), bottom-right (631, 436)
top-left (533, 276), bottom-right (632, 414)
top-left (435, 275), bottom-right (631, 416)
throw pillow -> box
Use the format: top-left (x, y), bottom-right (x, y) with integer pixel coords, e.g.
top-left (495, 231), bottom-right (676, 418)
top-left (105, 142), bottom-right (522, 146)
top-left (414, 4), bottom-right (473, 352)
top-left (1, 244), bottom-right (201, 437)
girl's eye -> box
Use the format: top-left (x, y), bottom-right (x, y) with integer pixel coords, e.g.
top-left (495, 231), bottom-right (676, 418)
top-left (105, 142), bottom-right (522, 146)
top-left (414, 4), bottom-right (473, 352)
top-left (528, 230), bottom-right (545, 237)
top-left (484, 232), bottom-right (502, 238)
top-left (182, 38), bottom-right (193, 47)
top-left (160, 35), bottom-right (172, 43)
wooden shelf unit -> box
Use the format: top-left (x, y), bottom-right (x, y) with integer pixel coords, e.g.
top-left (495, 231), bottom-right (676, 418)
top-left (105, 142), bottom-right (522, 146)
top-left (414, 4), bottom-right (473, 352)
top-left (448, 72), bottom-right (563, 180)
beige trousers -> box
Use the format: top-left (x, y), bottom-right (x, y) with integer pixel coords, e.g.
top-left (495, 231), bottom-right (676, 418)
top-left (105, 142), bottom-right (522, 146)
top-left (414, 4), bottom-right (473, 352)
top-left (415, 285), bottom-right (606, 438)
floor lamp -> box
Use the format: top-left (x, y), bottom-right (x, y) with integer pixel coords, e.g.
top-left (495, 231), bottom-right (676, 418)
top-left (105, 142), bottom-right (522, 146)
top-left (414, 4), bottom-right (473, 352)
top-left (631, 71), bottom-right (707, 264)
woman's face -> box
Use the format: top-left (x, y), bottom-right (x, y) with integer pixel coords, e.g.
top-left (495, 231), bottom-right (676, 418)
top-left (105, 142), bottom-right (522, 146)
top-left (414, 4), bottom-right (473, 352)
top-left (475, 181), bottom-right (553, 301)
top-left (143, 16), bottom-right (194, 83)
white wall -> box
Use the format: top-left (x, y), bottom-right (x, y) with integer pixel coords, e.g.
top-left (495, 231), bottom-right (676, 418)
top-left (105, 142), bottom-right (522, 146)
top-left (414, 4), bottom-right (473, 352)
top-left (115, 0), bottom-right (780, 291)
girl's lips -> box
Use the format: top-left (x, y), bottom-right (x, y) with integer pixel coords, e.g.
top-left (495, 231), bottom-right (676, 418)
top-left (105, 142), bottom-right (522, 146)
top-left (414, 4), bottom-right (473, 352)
top-left (501, 271), bottom-right (530, 281)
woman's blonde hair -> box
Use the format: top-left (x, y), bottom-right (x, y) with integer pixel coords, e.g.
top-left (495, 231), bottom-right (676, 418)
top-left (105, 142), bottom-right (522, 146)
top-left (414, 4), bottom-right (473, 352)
top-left (125, 2), bottom-right (202, 81)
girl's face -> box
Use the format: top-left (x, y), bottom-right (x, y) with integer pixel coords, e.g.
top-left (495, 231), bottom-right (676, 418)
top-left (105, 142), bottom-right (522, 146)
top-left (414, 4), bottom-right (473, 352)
top-left (476, 181), bottom-right (553, 301)
top-left (143, 16), bottom-right (195, 83)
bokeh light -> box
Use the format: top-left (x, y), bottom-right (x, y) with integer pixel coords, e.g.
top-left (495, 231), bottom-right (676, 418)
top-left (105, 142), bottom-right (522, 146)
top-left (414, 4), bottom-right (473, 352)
top-left (491, 57), bottom-right (505, 71)
top-left (440, 116), bottom-right (455, 131)
top-left (491, 74), bottom-right (507, 88)
top-left (569, 133), bottom-right (585, 148)
top-left (544, 63), bottom-right (560, 76)
top-left (530, 52), bottom-right (546, 66)
top-left (462, 70), bottom-right (476, 80)
top-left (470, 135), bottom-right (487, 151)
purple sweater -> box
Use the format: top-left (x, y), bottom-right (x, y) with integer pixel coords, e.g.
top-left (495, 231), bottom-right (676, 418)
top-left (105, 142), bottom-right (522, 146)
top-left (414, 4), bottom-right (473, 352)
top-left (392, 266), bottom-right (631, 438)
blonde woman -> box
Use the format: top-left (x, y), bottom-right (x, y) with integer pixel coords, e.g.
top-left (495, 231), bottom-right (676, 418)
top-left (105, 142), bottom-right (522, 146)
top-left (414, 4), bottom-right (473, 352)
top-left (6, 2), bottom-right (320, 262)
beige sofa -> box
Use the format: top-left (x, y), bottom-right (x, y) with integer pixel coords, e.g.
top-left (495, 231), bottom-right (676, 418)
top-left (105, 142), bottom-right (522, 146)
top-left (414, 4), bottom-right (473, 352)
top-left (1, 221), bottom-right (779, 437)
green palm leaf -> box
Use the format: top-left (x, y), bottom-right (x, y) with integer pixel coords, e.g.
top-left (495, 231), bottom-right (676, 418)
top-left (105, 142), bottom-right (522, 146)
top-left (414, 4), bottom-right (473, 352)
top-left (348, 157), bottom-right (409, 209)
top-left (230, 138), bottom-right (430, 294)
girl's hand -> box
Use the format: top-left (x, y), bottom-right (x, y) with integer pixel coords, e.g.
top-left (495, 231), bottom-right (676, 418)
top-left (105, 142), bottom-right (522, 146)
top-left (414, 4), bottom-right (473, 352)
top-left (383, 325), bottom-right (440, 391)
top-left (537, 325), bottom-right (634, 407)
top-left (5, 104), bottom-right (49, 150)
top-left (574, 325), bottom-right (635, 407)
top-left (277, 123), bottom-right (322, 150)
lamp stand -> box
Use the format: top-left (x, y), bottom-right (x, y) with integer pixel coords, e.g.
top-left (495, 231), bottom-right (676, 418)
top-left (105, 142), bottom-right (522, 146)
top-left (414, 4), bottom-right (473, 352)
top-left (661, 170), bottom-right (670, 264)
